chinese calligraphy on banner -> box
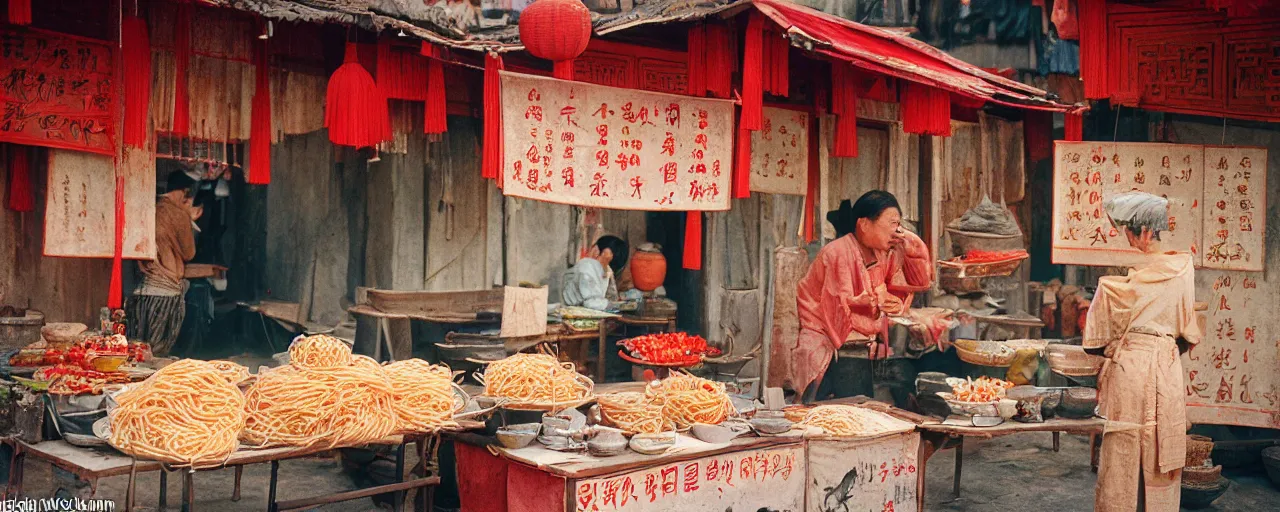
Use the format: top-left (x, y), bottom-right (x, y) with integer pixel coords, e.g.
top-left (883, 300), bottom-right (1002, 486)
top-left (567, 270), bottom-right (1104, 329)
top-left (1201, 146), bottom-right (1267, 271)
top-left (1052, 142), bottom-right (1267, 271)
top-left (574, 445), bottom-right (805, 512)
top-left (500, 71), bottom-right (734, 211)
top-left (0, 28), bottom-right (116, 154)
top-left (749, 107), bottom-right (809, 195)
top-left (1185, 271), bottom-right (1280, 429)
top-left (1052, 142), bottom-right (1204, 268)
top-left (44, 149), bottom-right (156, 259)
top-left (807, 433), bottom-right (921, 512)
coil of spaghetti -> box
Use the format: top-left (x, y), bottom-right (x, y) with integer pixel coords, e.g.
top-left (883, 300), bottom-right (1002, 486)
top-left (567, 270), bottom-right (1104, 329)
top-left (242, 362), bottom-right (397, 448)
top-left (597, 392), bottom-right (671, 434)
top-left (288, 334), bottom-right (352, 370)
top-left (646, 372), bottom-right (734, 428)
top-left (798, 405), bottom-right (906, 437)
top-left (480, 353), bottom-right (591, 406)
top-left (107, 359), bottom-right (246, 469)
top-left (385, 359), bottom-right (461, 434)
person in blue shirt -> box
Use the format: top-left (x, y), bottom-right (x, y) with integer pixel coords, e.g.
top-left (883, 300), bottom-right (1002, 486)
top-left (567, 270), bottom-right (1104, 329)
top-left (561, 236), bottom-right (630, 311)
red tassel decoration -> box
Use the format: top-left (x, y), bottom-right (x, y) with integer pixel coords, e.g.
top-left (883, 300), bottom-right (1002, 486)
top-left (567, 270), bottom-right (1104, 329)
top-left (249, 39), bottom-right (272, 185)
top-left (107, 173), bottom-right (125, 309)
top-left (1024, 110), bottom-right (1052, 162)
top-left (901, 82), bottom-right (952, 137)
top-left (425, 59), bottom-right (448, 134)
top-left (553, 60), bottom-right (575, 81)
top-left (733, 124), bottom-right (751, 199)
top-left (763, 29), bottom-right (789, 97)
top-left (686, 24), bottom-right (706, 97)
top-left (172, 3), bottom-right (191, 136)
top-left (122, 17), bottom-right (152, 148)
top-left (326, 42), bottom-right (392, 148)
top-left (6, 145), bottom-right (33, 212)
top-left (377, 38), bottom-right (430, 101)
top-left (682, 211), bottom-right (702, 271)
top-left (740, 13), bottom-right (764, 131)
top-left (704, 24), bottom-right (733, 99)
top-left (1078, 0), bottom-right (1108, 100)
top-left (831, 64), bottom-right (858, 158)
top-left (1065, 111), bottom-right (1084, 141)
top-left (804, 116), bottom-right (819, 243)
top-left (7, 0), bottom-right (31, 25)
top-left (482, 53), bottom-right (505, 183)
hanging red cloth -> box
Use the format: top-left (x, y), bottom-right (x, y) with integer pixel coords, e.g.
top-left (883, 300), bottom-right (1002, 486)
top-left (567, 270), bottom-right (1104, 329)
top-left (683, 211), bottom-right (702, 271)
top-left (1051, 0), bottom-right (1079, 40)
top-left (424, 59), bottom-right (448, 134)
top-left (704, 24), bottom-right (733, 99)
top-left (122, 17), bottom-right (152, 148)
top-left (733, 122), bottom-right (751, 199)
top-left (763, 28), bottom-right (790, 97)
top-left (686, 24), bottom-right (706, 97)
top-left (172, 4), bottom-right (191, 136)
top-left (6, 145), bottom-right (33, 212)
top-left (1078, 0), bottom-right (1108, 100)
top-left (107, 172), bottom-right (125, 309)
top-left (901, 82), bottom-right (951, 137)
top-left (7, 0), bottom-right (31, 25)
top-left (482, 53), bottom-right (505, 185)
top-left (740, 13), bottom-right (764, 131)
top-left (1065, 111), bottom-right (1084, 141)
top-left (377, 38), bottom-right (429, 101)
top-left (325, 42), bottom-right (392, 148)
top-left (830, 64), bottom-right (858, 158)
top-left (249, 38), bottom-right (272, 185)
top-left (1024, 110), bottom-right (1052, 162)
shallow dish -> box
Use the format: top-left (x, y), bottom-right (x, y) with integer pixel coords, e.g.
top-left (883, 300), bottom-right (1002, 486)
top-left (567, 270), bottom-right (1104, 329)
top-left (629, 432), bottom-right (677, 455)
top-left (495, 423), bottom-right (540, 449)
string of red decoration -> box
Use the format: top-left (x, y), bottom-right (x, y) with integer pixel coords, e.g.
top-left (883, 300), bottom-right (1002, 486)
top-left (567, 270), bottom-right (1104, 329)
top-left (249, 38), bottom-right (271, 185)
top-left (1023, 110), bottom-right (1051, 162)
top-left (482, 53), bottom-right (505, 185)
top-left (683, 211), bottom-right (702, 271)
top-left (1065, 111), bottom-right (1083, 141)
top-left (325, 42), bottom-right (392, 148)
top-left (172, 3), bottom-right (191, 136)
top-left (6, 145), bottom-right (33, 212)
top-left (377, 39), bottom-right (430, 102)
top-left (122, 17), bottom-right (152, 149)
top-left (7, 0), bottom-right (31, 25)
top-left (107, 172), bottom-right (125, 309)
top-left (830, 64), bottom-right (858, 158)
top-left (686, 24), bottom-right (706, 97)
top-left (1078, 0), bottom-right (1108, 100)
top-left (763, 28), bottom-right (790, 97)
top-left (704, 24), bottom-right (734, 99)
top-left (901, 81), bottom-right (951, 137)
top-left (733, 121), bottom-right (752, 199)
top-left (424, 58), bottom-right (448, 134)
top-left (804, 115), bottom-right (819, 243)
top-left (740, 12), bottom-right (764, 131)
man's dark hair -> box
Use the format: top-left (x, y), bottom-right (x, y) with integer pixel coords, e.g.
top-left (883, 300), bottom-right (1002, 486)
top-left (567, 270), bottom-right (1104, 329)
top-left (595, 235), bottom-right (629, 273)
top-left (166, 170), bottom-right (197, 197)
top-left (827, 190), bottom-right (902, 238)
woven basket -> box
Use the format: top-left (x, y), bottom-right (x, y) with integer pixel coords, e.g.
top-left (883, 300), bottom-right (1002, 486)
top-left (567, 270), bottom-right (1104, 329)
top-left (1187, 435), bottom-right (1215, 468)
top-left (946, 228), bottom-right (1024, 253)
top-left (954, 339), bottom-right (1017, 367)
top-left (939, 275), bottom-right (985, 294)
top-left (1183, 464), bottom-right (1222, 485)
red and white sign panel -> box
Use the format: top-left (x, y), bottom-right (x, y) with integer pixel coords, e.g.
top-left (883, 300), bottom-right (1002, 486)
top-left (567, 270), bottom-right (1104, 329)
top-left (807, 433), bottom-right (921, 512)
top-left (44, 149), bottom-right (156, 259)
top-left (573, 445), bottom-right (805, 512)
top-left (0, 28), bottom-right (116, 155)
top-left (1185, 272), bottom-right (1279, 429)
top-left (749, 107), bottom-right (809, 196)
top-left (500, 71), bottom-right (734, 211)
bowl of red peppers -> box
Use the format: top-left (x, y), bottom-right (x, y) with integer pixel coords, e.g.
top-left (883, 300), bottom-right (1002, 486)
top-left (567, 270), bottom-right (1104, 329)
top-left (618, 332), bottom-right (722, 368)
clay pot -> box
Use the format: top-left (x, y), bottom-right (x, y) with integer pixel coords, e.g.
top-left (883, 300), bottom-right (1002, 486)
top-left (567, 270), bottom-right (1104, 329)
top-left (630, 244), bottom-right (667, 292)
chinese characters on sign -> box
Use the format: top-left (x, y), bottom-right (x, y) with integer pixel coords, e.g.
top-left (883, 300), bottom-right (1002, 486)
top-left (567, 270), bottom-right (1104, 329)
top-left (1184, 271), bottom-right (1279, 429)
top-left (574, 446), bottom-right (805, 512)
top-left (1201, 146), bottom-right (1266, 271)
top-left (806, 433), bottom-right (921, 512)
top-left (749, 107), bottom-right (809, 195)
top-left (0, 28), bottom-right (117, 154)
top-left (500, 71), bottom-right (734, 211)
top-left (1052, 142), bottom-right (1203, 268)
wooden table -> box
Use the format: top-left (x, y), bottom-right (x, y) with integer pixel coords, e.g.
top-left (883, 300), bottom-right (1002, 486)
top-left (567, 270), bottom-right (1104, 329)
top-left (5, 433), bottom-right (455, 512)
top-left (916, 417), bottom-right (1107, 502)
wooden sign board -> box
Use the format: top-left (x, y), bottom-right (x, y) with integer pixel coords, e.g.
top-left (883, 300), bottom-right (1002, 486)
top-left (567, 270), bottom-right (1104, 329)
top-left (1185, 271), bottom-right (1279, 429)
top-left (1052, 142), bottom-right (1204, 268)
top-left (573, 445), bottom-right (805, 512)
top-left (500, 286), bottom-right (549, 338)
top-left (749, 107), bottom-right (809, 195)
top-left (44, 149), bottom-right (157, 259)
top-left (0, 28), bottom-right (116, 154)
top-left (1201, 146), bottom-right (1267, 271)
top-left (500, 71), bottom-right (734, 211)
top-left (807, 433), bottom-right (921, 512)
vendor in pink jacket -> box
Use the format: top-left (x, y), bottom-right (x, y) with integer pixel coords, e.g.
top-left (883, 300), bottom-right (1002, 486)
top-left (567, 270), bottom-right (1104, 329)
top-left (792, 190), bottom-right (933, 401)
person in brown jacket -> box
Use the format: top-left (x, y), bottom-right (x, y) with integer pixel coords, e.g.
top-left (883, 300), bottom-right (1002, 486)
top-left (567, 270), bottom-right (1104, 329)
top-left (126, 170), bottom-right (202, 356)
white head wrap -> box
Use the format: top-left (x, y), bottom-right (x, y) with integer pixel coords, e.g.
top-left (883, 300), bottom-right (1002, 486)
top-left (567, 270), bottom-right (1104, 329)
top-left (1104, 191), bottom-right (1169, 239)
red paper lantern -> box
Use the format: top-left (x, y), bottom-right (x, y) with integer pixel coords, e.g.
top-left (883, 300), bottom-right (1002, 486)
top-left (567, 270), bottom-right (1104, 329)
top-left (518, 0), bottom-right (592, 80)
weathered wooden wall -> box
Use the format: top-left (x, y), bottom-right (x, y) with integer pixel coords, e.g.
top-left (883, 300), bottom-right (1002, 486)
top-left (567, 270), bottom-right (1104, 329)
top-left (0, 145), bottom-right (111, 324)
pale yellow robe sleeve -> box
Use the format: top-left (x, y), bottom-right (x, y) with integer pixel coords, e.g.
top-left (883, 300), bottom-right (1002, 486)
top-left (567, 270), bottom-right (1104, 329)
top-left (1176, 270), bottom-right (1202, 345)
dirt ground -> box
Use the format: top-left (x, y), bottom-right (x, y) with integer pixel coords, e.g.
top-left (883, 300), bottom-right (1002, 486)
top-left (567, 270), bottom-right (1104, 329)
top-left (13, 433), bottom-right (1280, 511)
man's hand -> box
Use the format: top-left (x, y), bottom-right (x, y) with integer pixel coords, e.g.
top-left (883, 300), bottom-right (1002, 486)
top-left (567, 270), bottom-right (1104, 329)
top-left (878, 293), bottom-right (905, 316)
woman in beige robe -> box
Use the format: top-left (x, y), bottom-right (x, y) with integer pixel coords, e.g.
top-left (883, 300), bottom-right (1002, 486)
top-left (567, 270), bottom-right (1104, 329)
top-left (1085, 192), bottom-right (1201, 511)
